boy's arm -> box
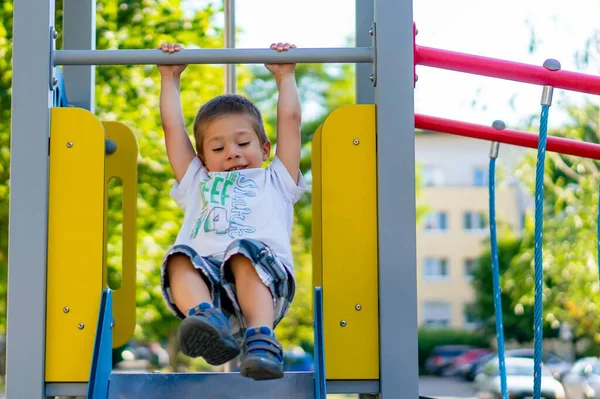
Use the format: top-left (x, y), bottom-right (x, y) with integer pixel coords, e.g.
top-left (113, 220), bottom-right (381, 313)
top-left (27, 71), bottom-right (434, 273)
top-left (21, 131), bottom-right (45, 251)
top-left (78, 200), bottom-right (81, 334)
top-left (267, 43), bottom-right (302, 183)
top-left (160, 72), bottom-right (196, 183)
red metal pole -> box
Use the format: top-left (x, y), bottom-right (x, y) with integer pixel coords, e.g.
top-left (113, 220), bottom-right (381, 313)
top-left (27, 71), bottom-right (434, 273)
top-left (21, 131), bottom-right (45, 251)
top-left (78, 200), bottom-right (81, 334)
top-left (414, 45), bottom-right (600, 96)
top-left (415, 114), bottom-right (600, 160)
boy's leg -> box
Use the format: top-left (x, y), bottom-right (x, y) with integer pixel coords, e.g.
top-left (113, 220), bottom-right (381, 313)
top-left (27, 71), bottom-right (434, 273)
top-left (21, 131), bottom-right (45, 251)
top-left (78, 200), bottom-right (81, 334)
top-left (229, 254), bottom-right (275, 328)
top-left (167, 253), bottom-right (213, 312)
top-left (166, 252), bottom-right (240, 365)
top-left (221, 240), bottom-right (295, 381)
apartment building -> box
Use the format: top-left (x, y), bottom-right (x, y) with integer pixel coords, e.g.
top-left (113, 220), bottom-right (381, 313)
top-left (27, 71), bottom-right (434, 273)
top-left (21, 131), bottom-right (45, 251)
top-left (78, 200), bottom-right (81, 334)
top-left (415, 130), bottom-right (528, 329)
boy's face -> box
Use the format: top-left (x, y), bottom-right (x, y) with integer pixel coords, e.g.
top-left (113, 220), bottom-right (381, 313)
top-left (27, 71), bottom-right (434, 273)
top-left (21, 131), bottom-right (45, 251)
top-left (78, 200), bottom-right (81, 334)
top-left (201, 113), bottom-right (270, 172)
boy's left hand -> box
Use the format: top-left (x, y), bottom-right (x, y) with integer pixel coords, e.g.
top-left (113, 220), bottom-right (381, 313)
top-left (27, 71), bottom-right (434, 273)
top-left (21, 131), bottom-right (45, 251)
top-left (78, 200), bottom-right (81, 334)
top-left (265, 42), bottom-right (297, 77)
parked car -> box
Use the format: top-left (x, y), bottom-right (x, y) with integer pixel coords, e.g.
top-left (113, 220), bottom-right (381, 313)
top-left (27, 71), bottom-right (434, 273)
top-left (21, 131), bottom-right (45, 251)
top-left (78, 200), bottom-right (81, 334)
top-left (561, 357), bottom-right (600, 399)
top-left (471, 349), bottom-right (572, 381)
top-left (424, 345), bottom-right (474, 375)
top-left (442, 348), bottom-right (493, 378)
top-left (504, 349), bottom-right (572, 381)
top-left (464, 352), bottom-right (497, 381)
top-left (474, 356), bottom-right (565, 399)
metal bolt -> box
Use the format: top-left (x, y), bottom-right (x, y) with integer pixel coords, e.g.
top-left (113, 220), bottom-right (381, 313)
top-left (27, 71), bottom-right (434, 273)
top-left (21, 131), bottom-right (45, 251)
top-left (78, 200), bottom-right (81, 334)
top-left (369, 74), bottom-right (374, 82)
top-left (369, 26), bottom-right (374, 36)
top-left (340, 320), bottom-right (347, 327)
top-left (53, 30), bottom-right (58, 39)
top-left (492, 120), bottom-right (506, 131)
top-left (415, 74), bottom-right (419, 82)
top-left (355, 304), bottom-right (362, 311)
top-left (353, 139), bottom-right (360, 145)
top-left (78, 323), bottom-right (84, 330)
top-left (52, 77), bottom-right (58, 86)
top-left (66, 141), bottom-right (73, 148)
top-left (63, 307), bottom-right (70, 313)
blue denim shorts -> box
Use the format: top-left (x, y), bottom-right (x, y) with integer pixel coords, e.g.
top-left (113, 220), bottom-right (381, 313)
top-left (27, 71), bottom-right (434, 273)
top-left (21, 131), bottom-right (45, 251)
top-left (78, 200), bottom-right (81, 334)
top-left (161, 239), bottom-right (295, 339)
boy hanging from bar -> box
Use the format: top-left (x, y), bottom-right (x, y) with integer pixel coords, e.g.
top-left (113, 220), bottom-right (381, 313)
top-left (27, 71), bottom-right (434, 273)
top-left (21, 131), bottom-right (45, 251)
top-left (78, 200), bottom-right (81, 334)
top-left (157, 41), bottom-right (305, 381)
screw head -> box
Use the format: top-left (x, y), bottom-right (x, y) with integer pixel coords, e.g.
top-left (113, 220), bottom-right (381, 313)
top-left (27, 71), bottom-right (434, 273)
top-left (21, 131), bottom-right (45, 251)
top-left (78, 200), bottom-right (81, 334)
top-left (340, 320), bottom-right (347, 327)
top-left (369, 27), bottom-right (374, 36)
top-left (369, 74), bottom-right (374, 82)
top-left (355, 304), bottom-right (362, 311)
top-left (52, 77), bottom-right (58, 86)
top-left (53, 30), bottom-right (58, 39)
top-left (78, 323), bottom-right (85, 330)
top-left (63, 307), bottom-right (70, 313)
top-left (353, 139), bottom-right (360, 145)
top-left (66, 141), bottom-right (73, 148)
top-left (492, 120), bottom-right (506, 130)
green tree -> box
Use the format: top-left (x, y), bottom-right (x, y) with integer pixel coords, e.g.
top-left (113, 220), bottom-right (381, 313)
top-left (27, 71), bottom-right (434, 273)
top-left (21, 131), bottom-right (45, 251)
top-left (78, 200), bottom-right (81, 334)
top-left (0, 0), bottom-right (13, 335)
top-left (503, 102), bottom-right (600, 350)
top-left (472, 230), bottom-right (559, 344)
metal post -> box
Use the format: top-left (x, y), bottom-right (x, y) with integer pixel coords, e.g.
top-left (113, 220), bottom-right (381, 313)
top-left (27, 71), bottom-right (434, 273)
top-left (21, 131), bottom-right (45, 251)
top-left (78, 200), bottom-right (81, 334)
top-left (224, 0), bottom-right (236, 94)
top-left (62, 0), bottom-right (96, 111)
top-left (6, 0), bottom-right (55, 397)
top-left (355, 0), bottom-right (374, 104)
top-left (375, 0), bottom-right (418, 398)
top-left (53, 47), bottom-right (374, 66)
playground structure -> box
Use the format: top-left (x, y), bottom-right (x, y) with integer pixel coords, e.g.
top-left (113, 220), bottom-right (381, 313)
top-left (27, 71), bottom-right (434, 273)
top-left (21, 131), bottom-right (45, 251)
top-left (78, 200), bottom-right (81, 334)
top-left (7, 0), bottom-right (600, 398)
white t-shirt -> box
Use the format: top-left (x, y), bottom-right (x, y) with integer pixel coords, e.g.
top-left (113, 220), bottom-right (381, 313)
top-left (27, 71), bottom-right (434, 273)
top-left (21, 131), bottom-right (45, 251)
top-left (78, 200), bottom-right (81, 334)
top-left (170, 156), bottom-right (307, 268)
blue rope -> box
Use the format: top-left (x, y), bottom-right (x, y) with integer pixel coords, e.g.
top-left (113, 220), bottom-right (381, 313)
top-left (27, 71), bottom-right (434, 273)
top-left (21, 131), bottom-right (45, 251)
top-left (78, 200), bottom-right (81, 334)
top-left (489, 155), bottom-right (508, 399)
top-left (533, 105), bottom-right (550, 399)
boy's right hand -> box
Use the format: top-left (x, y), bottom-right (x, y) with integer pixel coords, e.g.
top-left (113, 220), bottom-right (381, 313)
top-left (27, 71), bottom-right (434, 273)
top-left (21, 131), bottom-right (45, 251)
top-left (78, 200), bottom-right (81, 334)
top-left (157, 43), bottom-right (187, 76)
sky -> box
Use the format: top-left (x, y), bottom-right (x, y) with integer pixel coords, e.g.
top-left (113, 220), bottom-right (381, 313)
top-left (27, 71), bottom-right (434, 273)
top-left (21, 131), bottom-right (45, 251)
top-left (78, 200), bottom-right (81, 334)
top-left (187, 0), bottom-right (600, 130)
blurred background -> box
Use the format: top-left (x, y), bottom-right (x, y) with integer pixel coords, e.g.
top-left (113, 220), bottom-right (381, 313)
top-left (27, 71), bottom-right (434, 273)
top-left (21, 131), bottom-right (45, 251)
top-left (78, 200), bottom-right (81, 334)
top-left (2, 1), bottom-right (600, 398)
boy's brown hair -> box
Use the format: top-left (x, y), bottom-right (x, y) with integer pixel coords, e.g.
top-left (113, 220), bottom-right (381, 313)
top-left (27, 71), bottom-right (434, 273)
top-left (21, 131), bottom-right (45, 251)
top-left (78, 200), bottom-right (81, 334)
top-left (193, 94), bottom-right (269, 159)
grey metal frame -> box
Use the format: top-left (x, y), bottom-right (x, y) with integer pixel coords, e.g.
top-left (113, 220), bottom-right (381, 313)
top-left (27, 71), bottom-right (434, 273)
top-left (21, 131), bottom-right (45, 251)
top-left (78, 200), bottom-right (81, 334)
top-left (53, 47), bottom-right (374, 66)
top-left (7, 0), bottom-right (419, 398)
top-left (7, 0), bottom-right (55, 398)
top-left (374, 1), bottom-right (418, 398)
top-left (62, 0), bottom-right (96, 111)
top-left (224, 0), bottom-right (236, 94)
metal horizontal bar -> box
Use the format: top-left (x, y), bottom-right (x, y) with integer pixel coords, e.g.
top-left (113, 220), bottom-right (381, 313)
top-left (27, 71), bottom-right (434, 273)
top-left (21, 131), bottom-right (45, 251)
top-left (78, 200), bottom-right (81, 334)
top-left (415, 113), bottom-right (600, 160)
top-left (415, 45), bottom-right (600, 96)
top-left (46, 374), bottom-right (381, 397)
top-left (54, 47), bottom-right (374, 66)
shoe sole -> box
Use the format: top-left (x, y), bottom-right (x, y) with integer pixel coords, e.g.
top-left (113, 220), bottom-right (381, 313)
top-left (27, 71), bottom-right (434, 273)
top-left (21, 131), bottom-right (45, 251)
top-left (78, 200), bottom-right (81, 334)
top-left (240, 356), bottom-right (284, 381)
top-left (178, 317), bottom-right (240, 366)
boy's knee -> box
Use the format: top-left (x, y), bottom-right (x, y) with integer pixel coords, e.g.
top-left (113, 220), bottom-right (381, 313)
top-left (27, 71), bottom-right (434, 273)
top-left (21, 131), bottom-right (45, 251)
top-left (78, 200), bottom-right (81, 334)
top-left (167, 254), bottom-right (194, 275)
top-left (228, 254), bottom-right (254, 274)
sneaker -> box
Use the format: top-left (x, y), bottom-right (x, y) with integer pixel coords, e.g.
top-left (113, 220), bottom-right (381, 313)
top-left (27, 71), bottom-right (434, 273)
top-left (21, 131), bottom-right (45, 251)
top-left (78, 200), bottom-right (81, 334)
top-left (177, 303), bottom-right (240, 366)
top-left (240, 326), bottom-right (284, 381)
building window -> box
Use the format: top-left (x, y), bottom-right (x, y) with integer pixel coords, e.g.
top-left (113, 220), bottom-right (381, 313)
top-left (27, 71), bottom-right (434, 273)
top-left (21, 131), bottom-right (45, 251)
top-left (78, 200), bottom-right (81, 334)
top-left (473, 167), bottom-right (487, 186)
top-left (422, 165), bottom-right (444, 187)
top-left (422, 301), bottom-right (452, 328)
top-left (424, 257), bottom-right (448, 279)
top-left (423, 211), bottom-right (448, 232)
top-left (464, 258), bottom-right (476, 279)
top-left (464, 211), bottom-right (488, 231)
top-left (463, 303), bottom-right (479, 329)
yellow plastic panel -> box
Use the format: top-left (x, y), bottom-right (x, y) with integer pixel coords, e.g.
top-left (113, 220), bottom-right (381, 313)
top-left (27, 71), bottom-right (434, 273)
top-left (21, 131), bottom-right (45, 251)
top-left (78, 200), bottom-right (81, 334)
top-left (319, 105), bottom-right (379, 380)
top-left (46, 108), bottom-right (106, 382)
top-left (311, 124), bottom-right (323, 289)
top-left (102, 122), bottom-right (138, 348)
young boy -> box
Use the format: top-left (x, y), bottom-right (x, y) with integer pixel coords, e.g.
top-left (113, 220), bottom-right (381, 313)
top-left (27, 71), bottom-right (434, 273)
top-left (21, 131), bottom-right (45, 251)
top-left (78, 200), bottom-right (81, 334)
top-left (157, 42), bottom-right (305, 381)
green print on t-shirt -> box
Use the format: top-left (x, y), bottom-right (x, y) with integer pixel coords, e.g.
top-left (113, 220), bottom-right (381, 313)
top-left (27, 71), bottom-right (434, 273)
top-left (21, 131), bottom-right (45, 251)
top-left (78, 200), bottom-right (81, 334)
top-left (191, 172), bottom-right (257, 238)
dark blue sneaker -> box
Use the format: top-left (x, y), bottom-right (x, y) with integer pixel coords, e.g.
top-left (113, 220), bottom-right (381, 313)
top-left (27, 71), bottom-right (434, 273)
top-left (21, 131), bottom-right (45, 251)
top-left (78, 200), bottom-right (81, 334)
top-left (177, 303), bottom-right (240, 366)
top-left (240, 326), bottom-right (284, 381)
